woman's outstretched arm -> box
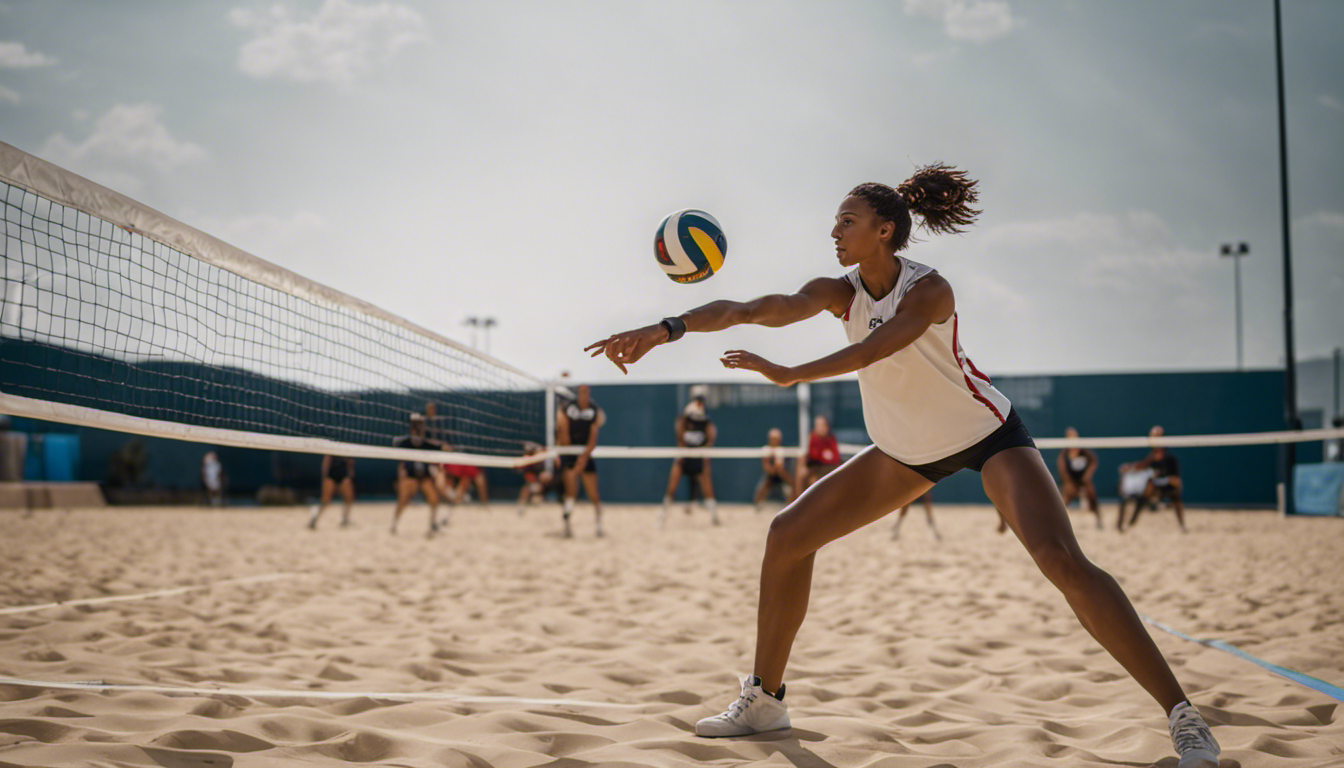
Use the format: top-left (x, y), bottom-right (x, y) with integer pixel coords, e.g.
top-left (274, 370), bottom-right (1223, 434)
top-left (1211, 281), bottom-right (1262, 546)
top-left (585, 277), bottom-right (851, 374)
top-left (722, 274), bottom-right (954, 386)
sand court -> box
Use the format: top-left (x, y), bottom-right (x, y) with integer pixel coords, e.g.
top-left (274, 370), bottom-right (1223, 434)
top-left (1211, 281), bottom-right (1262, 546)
top-left (0, 504), bottom-right (1340, 767)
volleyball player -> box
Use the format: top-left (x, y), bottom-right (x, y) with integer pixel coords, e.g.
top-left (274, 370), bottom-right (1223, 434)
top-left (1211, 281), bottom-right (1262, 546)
top-left (660, 389), bottom-right (720, 528)
top-left (444, 457), bottom-right (489, 508)
top-left (586, 165), bottom-right (1219, 766)
top-left (797, 415), bottom-right (842, 494)
top-left (1057, 427), bottom-right (1103, 529)
top-left (754, 428), bottom-right (794, 510)
top-left (556, 384), bottom-right (604, 538)
top-left (307, 455), bottom-right (355, 529)
top-left (516, 442), bottom-right (557, 515)
top-left (1126, 425), bottom-right (1188, 533)
top-left (891, 491), bottom-right (939, 541)
top-left (201, 451), bottom-right (224, 507)
top-left (390, 413), bottom-right (445, 536)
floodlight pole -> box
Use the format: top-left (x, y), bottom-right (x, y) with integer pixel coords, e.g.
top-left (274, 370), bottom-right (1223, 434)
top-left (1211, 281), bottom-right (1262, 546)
top-left (1219, 242), bottom-right (1249, 371)
top-left (1273, 0), bottom-right (1300, 512)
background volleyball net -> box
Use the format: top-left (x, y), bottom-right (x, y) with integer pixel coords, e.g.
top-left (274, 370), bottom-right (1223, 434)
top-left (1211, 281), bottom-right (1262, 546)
top-left (0, 142), bottom-right (545, 468)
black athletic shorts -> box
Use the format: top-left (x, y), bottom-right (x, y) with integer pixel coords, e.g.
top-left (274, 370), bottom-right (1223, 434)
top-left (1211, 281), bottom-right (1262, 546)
top-left (326, 460), bottom-right (350, 483)
top-left (681, 457), bottom-right (704, 476)
top-left (900, 408), bottom-right (1036, 483)
top-left (400, 462), bottom-right (432, 481)
top-left (561, 454), bottom-right (597, 474)
top-left (1152, 481), bottom-right (1180, 499)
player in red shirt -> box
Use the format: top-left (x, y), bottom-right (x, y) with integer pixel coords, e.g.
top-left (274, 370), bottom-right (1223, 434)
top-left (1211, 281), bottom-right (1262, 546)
top-left (797, 415), bottom-right (842, 495)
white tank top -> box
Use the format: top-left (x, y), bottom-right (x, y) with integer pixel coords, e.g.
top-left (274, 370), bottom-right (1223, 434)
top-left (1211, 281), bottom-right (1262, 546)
top-left (841, 256), bottom-right (1012, 464)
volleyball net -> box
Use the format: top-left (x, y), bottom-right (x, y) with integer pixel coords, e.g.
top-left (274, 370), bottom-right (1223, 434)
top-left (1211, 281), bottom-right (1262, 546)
top-left (0, 142), bottom-right (545, 468)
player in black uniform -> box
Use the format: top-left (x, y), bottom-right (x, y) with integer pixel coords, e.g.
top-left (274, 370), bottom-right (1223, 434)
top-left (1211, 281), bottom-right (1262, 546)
top-left (556, 384), bottom-right (604, 538)
top-left (1056, 427), bottom-right (1102, 529)
top-left (391, 413), bottom-right (446, 536)
top-left (660, 389), bottom-right (720, 528)
top-left (307, 455), bottom-right (355, 529)
top-left (1126, 425), bottom-right (1187, 532)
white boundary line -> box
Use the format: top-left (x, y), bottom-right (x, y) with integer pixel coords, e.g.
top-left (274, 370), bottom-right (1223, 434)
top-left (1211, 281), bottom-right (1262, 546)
top-left (0, 573), bottom-right (298, 616)
top-left (0, 677), bottom-right (643, 709)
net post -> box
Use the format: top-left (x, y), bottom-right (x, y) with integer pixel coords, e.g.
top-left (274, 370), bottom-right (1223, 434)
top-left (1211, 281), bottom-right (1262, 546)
top-left (545, 381), bottom-right (557, 453)
top-left (796, 382), bottom-right (811, 460)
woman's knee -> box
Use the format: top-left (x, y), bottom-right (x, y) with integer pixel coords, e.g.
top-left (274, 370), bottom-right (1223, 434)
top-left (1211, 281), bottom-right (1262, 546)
top-left (766, 508), bottom-right (811, 560)
top-left (1030, 541), bottom-right (1094, 592)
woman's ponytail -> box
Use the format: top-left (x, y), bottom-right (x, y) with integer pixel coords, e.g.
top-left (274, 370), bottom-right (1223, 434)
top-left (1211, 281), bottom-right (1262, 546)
top-left (896, 162), bottom-right (981, 237)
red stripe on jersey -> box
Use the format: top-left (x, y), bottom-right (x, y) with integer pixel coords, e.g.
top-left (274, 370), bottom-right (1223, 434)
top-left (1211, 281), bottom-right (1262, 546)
top-left (841, 293), bottom-right (855, 322)
top-left (953, 314), bottom-right (1005, 423)
top-left (964, 354), bottom-right (993, 384)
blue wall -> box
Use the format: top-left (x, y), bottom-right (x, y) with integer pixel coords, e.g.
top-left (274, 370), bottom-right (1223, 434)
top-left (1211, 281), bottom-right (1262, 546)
top-left (7, 370), bottom-right (1288, 507)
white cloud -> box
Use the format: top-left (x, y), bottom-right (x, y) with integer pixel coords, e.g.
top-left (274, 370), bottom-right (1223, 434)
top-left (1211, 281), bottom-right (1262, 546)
top-left (229, 0), bottom-right (427, 85)
top-left (0, 83), bottom-right (18, 104)
top-left (39, 103), bottom-right (205, 193)
top-left (975, 210), bottom-right (1212, 291)
top-left (1295, 211), bottom-right (1344, 238)
top-left (904, 0), bottom-right (1018, 43)
top-left (1319, 94), bottom-right (1344, 114)
top-left (0, 41), bottom-right (57, 69)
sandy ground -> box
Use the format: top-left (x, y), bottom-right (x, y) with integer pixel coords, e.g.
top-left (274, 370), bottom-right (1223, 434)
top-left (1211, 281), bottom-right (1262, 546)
top-left (0, 502), bottom-right (1341, 768)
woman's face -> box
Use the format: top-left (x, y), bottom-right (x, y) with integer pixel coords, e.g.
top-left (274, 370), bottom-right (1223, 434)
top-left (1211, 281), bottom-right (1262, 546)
top-left (832, 196), bottom-right (894, 267)
top-left (813, 416), bottom-right (830, 436)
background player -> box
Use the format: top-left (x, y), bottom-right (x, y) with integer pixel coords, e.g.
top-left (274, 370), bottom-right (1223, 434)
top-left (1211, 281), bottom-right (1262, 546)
top-left (556, 384), bottom-right (604, 538)
top-left (443, 458), bottom-right (489, 508)
top-left (891, 491), bottom-right (939, 541)
top-left (390, 413), bottom-right (445, 536)
top-left (201, 451), bottom-right (224, 507)
top-left (586, 164), bottom-right (1220, 766)
top-left (516, 442), bottom-right (557, 515)
top-left (1057, 427), bottom-right (1102, 529)
top-left (797, 415), bottom-right (842, 493)
top-left (661, 388), bottom-right (720, 528)
top-left (755, 428), bottom-right (794, 511)
top-left (1125, 425), bottom-right (1188, 533)
top-left (307, 455), bottom-right (355, 529)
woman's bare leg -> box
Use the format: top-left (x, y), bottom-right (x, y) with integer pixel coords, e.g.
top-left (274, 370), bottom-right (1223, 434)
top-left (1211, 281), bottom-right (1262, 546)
top-left (339, 478), bottom-right (354, 525)
top-left (391, 476), bottom-right (417, 533)
top-left (981, 447), bottom-right (1186, 712)
top-left (1083, 482), bottom-right (1102, 527)
top-left (753, 447), bottom-right (932, 693)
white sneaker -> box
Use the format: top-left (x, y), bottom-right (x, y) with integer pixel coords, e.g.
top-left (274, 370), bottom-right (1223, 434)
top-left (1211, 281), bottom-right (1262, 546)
top-left (1169, 701), bottom-right (1220, 768)
top-left (695, 676), bottom-right (790, 737)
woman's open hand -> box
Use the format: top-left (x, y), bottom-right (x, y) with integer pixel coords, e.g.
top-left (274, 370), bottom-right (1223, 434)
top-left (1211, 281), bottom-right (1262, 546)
top-left (721, 350), bottom-right (795, 386)
top-left (585, 324), bottom-right (667, 374)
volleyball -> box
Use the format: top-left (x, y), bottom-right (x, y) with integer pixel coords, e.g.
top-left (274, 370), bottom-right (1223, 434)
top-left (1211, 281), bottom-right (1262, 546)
top-left (655, 209), bottom-right (726, 283)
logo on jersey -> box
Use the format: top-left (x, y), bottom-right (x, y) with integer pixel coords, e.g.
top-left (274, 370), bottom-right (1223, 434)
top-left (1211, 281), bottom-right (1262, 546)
top-left (869, 317), bottom-right (884, 330)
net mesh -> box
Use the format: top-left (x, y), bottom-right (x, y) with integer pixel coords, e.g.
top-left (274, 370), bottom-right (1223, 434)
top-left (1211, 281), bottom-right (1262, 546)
top-left (0, 178), bottom-right (543, 458)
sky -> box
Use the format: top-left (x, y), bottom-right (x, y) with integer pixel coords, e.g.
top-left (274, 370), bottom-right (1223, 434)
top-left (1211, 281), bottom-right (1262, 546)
top-left (2, 0), bottom-right (1341, 386)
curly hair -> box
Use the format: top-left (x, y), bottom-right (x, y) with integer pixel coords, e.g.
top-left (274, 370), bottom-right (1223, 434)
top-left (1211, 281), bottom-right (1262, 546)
top-left (848, 163), bottom-right (981, 251)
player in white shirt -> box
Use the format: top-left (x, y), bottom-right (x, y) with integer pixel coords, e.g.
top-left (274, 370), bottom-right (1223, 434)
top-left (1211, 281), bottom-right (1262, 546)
top-left (586, 164), bottom-right (1219, 767)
